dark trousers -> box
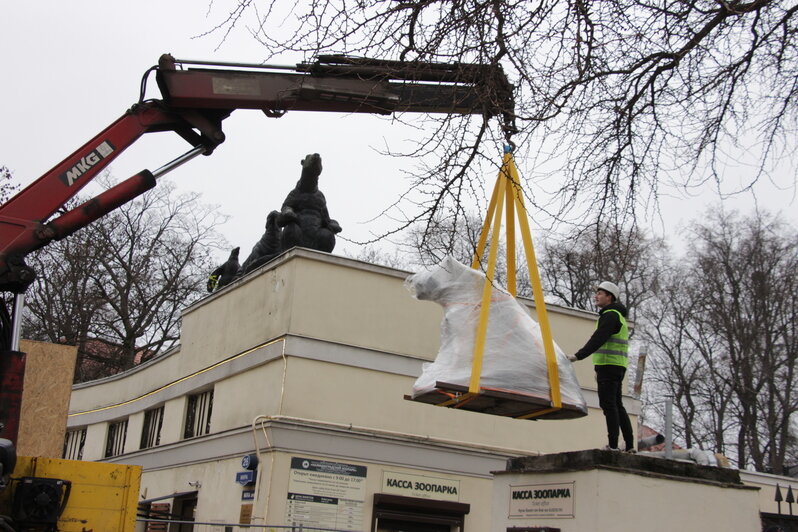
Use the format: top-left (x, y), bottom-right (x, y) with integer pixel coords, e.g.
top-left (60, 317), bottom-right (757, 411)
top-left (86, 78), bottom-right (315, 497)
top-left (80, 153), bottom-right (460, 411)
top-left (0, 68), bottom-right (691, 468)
top-left (595, 364), bottom-right (635, 450)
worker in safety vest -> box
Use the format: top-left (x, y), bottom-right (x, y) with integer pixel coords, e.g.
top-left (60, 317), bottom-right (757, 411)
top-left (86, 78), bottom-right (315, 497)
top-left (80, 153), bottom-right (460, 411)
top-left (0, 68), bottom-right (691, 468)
top-left (568, 281), bottom-right (635, 452)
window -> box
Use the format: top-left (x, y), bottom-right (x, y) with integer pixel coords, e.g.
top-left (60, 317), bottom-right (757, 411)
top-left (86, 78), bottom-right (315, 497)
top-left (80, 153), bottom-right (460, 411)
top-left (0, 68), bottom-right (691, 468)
top-left (63, 428), bottom-right (86, 460)
top-left (140, 502), bottom-right (170, 532)
top-left (183, 390), bottom-right (213, 439)
top-left (105, 419), bottom-right (128, 457)
top-left (140, 406), bottom-right (165, 449)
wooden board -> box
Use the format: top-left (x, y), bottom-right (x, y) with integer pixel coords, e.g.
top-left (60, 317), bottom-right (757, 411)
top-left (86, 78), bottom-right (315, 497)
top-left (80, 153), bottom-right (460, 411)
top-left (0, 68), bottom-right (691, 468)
top-left (18, 339), bottom-right (78, 457)
top-left (406, 381), bottom-right (587, 420)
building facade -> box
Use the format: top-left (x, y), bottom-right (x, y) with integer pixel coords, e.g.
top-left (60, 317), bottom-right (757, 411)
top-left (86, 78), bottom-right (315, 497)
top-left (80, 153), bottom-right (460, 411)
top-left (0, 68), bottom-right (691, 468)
top-left (66, 249), bottom-right (635, 530)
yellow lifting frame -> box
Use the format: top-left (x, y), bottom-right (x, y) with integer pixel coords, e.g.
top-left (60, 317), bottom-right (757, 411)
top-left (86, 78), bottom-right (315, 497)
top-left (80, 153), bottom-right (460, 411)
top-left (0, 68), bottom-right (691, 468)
top-left (437, 151), bottom-right (562, 419)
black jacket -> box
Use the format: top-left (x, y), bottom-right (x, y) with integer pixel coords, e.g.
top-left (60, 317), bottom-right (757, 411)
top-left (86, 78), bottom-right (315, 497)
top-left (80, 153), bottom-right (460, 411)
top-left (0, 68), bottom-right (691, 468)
top-left (573, 301), bottom-right (628, 361)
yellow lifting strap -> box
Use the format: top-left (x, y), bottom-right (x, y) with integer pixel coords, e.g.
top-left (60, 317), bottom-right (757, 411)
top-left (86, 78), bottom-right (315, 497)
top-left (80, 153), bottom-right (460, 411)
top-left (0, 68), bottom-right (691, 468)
top-left (464, 150), bottom-right (562, 418)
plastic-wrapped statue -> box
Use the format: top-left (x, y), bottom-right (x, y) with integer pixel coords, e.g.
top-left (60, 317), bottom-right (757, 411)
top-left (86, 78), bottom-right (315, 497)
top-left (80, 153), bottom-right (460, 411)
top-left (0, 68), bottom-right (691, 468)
top-left (405, 256), bottom-right (586, 414)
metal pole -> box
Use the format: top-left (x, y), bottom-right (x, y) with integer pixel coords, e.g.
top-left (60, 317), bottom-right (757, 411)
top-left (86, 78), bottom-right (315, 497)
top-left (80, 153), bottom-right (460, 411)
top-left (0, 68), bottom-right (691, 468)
top-left (151, 146), bottom-right (207, 180)
top-left (10, 293), bottom-right (24, 352)
top-left (171, 58), bottom-right (298, 71)
top-left (665, 397), bottom-right (673, 460)
top-left (136, 519), bottom-right (352, 530)
top-left (633, 345), bottom-right (647, 398)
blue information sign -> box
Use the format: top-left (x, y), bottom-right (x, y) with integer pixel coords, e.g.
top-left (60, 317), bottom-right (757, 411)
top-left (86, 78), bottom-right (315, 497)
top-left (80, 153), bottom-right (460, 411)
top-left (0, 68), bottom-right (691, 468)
top-left (236, 471), bottom-right (255, 486)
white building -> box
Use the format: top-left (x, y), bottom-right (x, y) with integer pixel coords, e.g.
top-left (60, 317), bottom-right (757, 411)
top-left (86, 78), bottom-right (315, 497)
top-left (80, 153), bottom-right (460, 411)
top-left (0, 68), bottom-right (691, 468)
top-left (63, 248), bottom-right (797, 531)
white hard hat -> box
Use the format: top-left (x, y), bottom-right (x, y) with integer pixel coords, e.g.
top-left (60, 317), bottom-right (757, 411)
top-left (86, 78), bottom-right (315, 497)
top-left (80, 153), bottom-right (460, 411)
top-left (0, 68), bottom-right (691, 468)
top-left (596, 281), bottom-right (620, 301)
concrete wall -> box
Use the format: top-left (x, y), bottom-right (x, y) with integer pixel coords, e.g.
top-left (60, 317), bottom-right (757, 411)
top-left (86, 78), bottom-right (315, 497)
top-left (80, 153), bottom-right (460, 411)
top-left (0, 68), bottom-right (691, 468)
top-left (492, 452), bottom-right (762, 532)
top-left (137, 451), bottom-right (496, 531)
top-left (740, 470), bottom-right (798, 516)
top-left (180, 263), bottom-right (297, 369)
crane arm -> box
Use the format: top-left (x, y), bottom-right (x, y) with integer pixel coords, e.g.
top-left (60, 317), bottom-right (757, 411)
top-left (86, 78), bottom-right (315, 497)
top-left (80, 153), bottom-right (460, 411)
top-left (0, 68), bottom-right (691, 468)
top-left (0, 53), bottom-right (515, 444)
top-left (0, 53), bottom-right (514, 294)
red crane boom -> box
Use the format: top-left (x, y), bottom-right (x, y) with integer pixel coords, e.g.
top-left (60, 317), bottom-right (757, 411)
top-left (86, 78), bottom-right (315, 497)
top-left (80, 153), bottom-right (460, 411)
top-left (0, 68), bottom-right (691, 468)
top-left (0, 53), bottom-right (515, 445)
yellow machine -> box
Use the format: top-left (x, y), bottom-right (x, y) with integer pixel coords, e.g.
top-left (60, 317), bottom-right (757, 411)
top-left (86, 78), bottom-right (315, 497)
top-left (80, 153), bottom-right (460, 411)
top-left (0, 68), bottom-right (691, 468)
top-left (0, 456), bottom-right (140, 531)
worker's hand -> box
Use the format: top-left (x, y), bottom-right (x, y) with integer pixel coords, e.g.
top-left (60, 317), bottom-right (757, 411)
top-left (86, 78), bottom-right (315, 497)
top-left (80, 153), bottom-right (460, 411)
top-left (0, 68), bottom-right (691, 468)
top-left (567, 355), bottom-right (578, 362)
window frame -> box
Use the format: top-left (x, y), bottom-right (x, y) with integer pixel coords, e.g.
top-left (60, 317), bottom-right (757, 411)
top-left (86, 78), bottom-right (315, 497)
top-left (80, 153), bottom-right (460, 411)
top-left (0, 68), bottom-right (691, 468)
top-left (183, 389), bottom-right (214, 439)
top-left (140, 406), bottom-right (165, 450)
top-left (63, 427), bottom-right (87, 460)
top-left (105, 418), bottom-right (129, 458)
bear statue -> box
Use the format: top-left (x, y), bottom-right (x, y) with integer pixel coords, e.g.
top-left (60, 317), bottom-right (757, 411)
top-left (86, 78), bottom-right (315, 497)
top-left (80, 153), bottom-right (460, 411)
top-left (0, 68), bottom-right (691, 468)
top-left (207, 247), bottom-right (240, 292)
top-left (240, 210), bottom-right (282, 275)
top-left (278, 153), bottom-right (341, 253)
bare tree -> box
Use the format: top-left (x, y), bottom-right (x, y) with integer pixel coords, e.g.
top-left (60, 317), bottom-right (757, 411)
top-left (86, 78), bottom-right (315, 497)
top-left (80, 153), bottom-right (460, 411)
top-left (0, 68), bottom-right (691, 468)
top-left (344, 245), bottom-right (409, 270)
top-left (644, 209), bottom-right (798, 472)
top-left (21, 230), bottom-right (106, 381)
top-left (642, 272), bottom-right (736, 452)
top-left (401, 211), bottom-right (667, 304)
top-left (692, 209), bottom-right (798, 472)
top-left (22, 176), bottom-right (227, 382)
top-left (0, 166), bottom-right (21, 349)
top-left (0, 166), bottom-right (18, 203)
top-left (401, 211), bottom-right (538, 297)
top-left (206, 1), bottom-right (798, 241)
top-left (539, 221), bottom-right (667, 316)
top-left (405, 212), bottom-right (489, 266)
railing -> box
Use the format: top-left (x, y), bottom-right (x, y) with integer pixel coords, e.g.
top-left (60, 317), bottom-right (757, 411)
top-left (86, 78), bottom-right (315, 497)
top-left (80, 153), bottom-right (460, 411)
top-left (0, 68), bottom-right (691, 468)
top-left (137, 518), bottom-right (357, 531)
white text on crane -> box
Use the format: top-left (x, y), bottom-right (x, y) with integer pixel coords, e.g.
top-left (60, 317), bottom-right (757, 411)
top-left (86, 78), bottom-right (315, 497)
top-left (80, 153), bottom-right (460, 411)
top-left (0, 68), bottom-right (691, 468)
top-left (59, 141), bottom-right (115, 187)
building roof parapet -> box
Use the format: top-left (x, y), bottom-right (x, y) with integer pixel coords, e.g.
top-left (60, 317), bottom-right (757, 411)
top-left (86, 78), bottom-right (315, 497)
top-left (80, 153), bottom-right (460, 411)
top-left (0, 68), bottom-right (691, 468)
top-left (189, 246), bottom-right (596, 319)
top-left (501, 450), bottom-right (753, 489)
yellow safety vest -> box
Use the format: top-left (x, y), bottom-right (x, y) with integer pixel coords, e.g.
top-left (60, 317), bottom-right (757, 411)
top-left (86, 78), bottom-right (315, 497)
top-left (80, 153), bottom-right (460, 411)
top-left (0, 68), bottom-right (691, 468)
top-left (592, 309), bottom-right (629, 367)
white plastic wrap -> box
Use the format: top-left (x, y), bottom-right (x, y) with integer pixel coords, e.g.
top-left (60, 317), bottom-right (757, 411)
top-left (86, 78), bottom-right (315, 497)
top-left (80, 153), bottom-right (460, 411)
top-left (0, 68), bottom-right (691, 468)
top-left (406, 256), bottom-right (586, 413)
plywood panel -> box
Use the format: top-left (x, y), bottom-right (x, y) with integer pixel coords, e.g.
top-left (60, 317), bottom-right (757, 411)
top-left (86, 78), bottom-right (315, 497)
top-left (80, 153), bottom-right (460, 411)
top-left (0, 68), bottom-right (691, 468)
top-left (408, 381), bottom-right (587, 420)
top-left (17, 340), bottom-right (77, 457)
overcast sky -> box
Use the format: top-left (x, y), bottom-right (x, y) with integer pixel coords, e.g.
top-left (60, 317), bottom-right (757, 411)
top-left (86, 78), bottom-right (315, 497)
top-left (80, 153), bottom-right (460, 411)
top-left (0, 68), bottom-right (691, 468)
top-left (0, 2), bottom-right (426, 261)
top-left (2, 2), bottom-right (796, 265)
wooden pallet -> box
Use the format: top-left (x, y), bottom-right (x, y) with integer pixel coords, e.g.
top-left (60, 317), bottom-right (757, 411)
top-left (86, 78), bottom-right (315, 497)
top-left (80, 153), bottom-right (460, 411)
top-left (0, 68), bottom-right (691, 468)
top-left (405, 381), bottom-right (587, 420)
